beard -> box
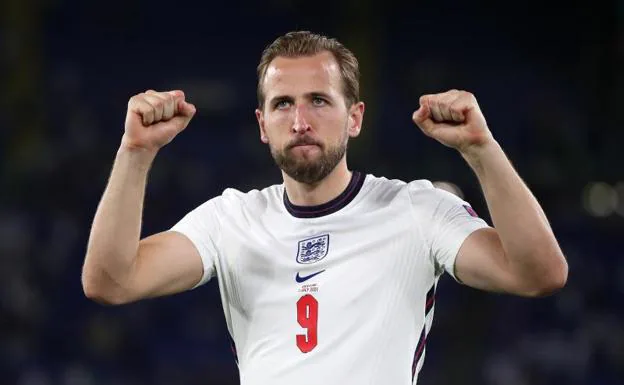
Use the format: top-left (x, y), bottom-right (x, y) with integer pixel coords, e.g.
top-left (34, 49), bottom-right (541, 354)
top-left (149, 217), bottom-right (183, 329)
top-left (270, 132), bottom-right (348, 185)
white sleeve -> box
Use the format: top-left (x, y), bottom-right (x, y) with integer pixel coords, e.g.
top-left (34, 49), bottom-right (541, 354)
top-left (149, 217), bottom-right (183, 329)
top-left (428, 188), bottom-right (490, 281)
top-left (408, 180), bottom-right (490, 281)
top-left (170, 197), bottom-right (222, 288)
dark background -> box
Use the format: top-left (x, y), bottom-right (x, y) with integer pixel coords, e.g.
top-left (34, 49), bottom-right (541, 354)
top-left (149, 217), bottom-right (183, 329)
top-left (1, 0), bottom-right (623, 384)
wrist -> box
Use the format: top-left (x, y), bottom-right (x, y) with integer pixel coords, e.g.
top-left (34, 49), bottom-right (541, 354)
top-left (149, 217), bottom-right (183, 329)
top-left (459, 139), bottom-right (502, 170)
top-left (117, 143), bottom-right (158, 170)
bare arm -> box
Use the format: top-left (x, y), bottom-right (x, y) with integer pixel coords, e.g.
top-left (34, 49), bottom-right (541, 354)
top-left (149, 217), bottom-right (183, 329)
top-left (413, 90), bottom-right (568, 297)
top-left (454, 141), bottom-right (568, 296)
top-left (82, 90), bottom-right (201, 305)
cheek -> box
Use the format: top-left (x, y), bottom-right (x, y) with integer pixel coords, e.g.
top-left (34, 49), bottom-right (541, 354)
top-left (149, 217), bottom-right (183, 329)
top-left (263, 119), bottom-right (289, 147)
top-left (319, 113), bottom-right (348, 139)
top-left (265, 112), bottom-right (292, 133)
top-left (311, 110), bottom-right (341, 130)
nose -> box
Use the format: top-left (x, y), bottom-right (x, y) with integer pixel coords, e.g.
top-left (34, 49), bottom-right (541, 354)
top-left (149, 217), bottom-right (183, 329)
top-left (292, 104), bottom-right (311, 134)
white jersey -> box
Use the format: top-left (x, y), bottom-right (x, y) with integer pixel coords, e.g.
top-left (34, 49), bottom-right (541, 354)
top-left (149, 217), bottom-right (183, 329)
top-left (171, 172), bottom-right (489, 385)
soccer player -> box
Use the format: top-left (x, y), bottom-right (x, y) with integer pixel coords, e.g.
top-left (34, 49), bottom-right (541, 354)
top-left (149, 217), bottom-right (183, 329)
top-left (82, 31), bottom-right (568, 384)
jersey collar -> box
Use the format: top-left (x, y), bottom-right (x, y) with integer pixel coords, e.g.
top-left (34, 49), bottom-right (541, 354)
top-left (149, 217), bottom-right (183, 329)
top-left (283, 171), bottom-right (366, 218)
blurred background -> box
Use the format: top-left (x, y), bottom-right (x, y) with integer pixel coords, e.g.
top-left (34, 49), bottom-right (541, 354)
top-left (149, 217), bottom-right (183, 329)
top-left (1, 0), bottom-right (623, 384)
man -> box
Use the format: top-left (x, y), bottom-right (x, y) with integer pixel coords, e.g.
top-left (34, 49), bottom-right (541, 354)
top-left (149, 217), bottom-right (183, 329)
top-left (82, 31), bottom-right (568, 384)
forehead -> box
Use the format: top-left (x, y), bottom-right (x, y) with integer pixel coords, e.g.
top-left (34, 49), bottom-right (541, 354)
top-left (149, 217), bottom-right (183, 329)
top-left (262, 51), bottom-right (342, 97)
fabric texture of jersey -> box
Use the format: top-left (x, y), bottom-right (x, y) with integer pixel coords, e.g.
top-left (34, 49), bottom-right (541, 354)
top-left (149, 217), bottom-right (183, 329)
top-left (170, 172), bottom-right (489, 385)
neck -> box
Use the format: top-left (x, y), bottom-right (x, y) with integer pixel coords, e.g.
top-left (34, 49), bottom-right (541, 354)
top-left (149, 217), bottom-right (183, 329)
top-left (283, 158), bottom-right (352, 206)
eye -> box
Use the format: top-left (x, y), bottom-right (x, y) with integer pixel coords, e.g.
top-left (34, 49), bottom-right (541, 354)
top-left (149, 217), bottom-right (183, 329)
top-left (275, 100), bottom-right (291, 110)
top-left (312, 97), bottom-right (327, 107)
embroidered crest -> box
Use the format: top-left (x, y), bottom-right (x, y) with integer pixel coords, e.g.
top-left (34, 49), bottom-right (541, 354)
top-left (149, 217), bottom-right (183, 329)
top-left (296, 234), bottom-right (330, 264)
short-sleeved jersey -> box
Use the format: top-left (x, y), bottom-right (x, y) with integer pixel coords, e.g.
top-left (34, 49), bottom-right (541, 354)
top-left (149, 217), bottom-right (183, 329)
top-left (170, 172), bottom-right (489, 385)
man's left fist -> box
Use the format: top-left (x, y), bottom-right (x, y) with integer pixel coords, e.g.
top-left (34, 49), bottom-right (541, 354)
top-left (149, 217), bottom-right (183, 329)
top-left (412, 90), bottom-right (493, 153)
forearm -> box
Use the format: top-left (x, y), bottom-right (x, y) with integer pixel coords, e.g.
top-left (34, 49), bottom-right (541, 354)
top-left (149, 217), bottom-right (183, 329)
top-left (462, 141), bottom-right (567, 286)
top-left (82, 146), bottom-right (157, 299)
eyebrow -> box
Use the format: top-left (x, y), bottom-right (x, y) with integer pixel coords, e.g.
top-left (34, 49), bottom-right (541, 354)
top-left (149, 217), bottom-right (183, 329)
top-left (268, 92), bottom-right (334, 106)
top-left (269, 95), bottom-right (294, 106)
top-left (308, 92), bottom-right (332, 100)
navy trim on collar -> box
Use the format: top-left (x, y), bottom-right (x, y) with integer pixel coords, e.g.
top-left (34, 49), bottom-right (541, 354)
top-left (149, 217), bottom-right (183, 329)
top-left (283, 171), bottom-right (366, 218)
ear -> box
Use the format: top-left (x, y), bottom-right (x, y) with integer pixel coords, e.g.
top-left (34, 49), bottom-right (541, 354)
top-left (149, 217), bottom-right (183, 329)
top-left (255, 108), bottom-right (269, 143)
top-left (347, 101), bottom-right (365, 138)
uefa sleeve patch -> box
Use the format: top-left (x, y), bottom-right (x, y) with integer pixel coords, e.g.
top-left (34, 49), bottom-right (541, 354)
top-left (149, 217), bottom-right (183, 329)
top-left (463, 205), bottom-right (479, 218)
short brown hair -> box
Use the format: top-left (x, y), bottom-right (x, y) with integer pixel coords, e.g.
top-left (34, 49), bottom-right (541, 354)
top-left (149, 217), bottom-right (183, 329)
top-left (256, 31), bottom-right (360, 109)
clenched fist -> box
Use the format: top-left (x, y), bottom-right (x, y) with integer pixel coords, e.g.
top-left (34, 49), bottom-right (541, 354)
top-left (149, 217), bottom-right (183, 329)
top-left (122, 90), bottom-right (196, 152)
top-left (412, 90), bottom-right (493, 154)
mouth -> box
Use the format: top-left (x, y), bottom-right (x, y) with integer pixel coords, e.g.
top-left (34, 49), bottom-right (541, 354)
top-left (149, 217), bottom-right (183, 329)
top-left (291, 144), bottom-right (319, 149)
top-left (288, 140), bottom-right (322, 151)
top-left (287, 143), bottom-right (322, 158)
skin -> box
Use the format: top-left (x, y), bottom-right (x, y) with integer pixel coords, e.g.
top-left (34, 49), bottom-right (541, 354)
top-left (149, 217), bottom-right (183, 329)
top-left (413, 90), bottom-right (568, 296)
top-left (82, 52), bottom-right (567, 306)
top-left (255, 51), bottom-right (364, 206)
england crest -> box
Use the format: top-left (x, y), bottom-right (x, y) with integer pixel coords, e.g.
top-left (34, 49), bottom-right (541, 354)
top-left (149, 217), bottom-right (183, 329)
top-left (296, 234), bottom-right (330, 264)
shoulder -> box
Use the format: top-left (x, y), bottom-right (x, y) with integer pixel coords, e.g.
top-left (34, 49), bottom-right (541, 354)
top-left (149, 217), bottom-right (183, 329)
top-left (405, 179), bottom-right (464, 206)
top-left (216, 183), bottom-right (283, 213)
top-left (361, 173), bottom-right (409, 196)
top-left (182, 183), bottom-right (282, 219)
top-left (362, 173), bottom-right (435, 200)
top-left (362, 173), bottom-right (461, 210)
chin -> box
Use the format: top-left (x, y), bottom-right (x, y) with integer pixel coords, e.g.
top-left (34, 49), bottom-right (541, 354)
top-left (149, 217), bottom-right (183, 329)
top-left (271, 141), bottom-right (345, 184)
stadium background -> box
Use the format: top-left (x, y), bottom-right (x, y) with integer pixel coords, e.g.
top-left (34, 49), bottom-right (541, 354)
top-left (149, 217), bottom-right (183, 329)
top-left (1, 0), bottom-right (623, 384)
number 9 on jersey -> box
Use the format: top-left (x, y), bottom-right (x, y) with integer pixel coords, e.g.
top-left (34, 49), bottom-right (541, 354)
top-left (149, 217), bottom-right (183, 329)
top-left (296, 294), bottom-right (318, 353)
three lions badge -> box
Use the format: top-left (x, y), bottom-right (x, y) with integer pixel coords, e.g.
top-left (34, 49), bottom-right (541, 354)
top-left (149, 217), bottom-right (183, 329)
top-left (296, 234), bottom-right (330, 264)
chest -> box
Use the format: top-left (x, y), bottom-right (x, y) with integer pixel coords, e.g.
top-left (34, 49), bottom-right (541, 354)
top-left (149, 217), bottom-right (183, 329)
top-left (217, 203), bottom-right (433, 314)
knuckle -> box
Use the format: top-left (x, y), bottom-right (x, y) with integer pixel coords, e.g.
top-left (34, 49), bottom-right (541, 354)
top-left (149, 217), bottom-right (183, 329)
top-left (165, 94), bottom-right (175, 108)
top-left (128, 94), bottom-right (141, 105)
top-left (152, 99), bottom-right (164, 110)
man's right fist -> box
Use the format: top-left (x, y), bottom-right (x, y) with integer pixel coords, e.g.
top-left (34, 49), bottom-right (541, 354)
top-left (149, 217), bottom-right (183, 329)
top-left (122, 90), bottom-right (196, 151)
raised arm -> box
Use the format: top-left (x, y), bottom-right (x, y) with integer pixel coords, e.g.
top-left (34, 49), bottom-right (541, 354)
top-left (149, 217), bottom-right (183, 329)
top-left (413, 90), bottom-right (568, 297)
top-left (82, 90), bottom-right (202, 305)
